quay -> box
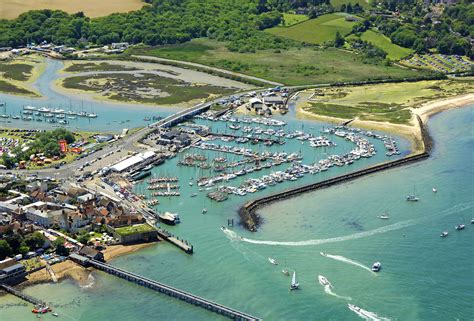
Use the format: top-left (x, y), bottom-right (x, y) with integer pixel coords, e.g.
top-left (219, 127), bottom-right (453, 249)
top-left (0, 284), bottom-right (46, 306)
top-left (156, 228), bottom-right (194, 254)
top-left (69, 255), bottom-right (260, 321)
top-left (239, 115), bottom-right (434, 231)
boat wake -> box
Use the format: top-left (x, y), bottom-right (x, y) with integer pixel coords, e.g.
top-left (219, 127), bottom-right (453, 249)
top-left (80, 273), bottom-right (95, 289)
top-left (222, 202), bottom-right (473, 247)
top-left (323, 284), bottom-right (352, 300)
top-left (348, 304), bottom-right (390, 321)
top-left (321, 253), bottom-right (373, 274)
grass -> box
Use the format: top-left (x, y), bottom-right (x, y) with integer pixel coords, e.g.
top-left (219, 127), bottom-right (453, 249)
top-left (0, 0), bottom-right (146, 19)
top-left (360, 30), bottom-right (413, 60)
top-left (129, 38), bottom-right (426, 86)
top-left (303, 79), bottom-right (473, 124)
top-left (330, 0), bottom-right (371, 9)
top-left (0, 79), bottom-right (36, 96)
top-left (266, 13), bottom-right (358, 44)
top-left (281, 13), bottom-right (309, 26)
top-left (63, 62), bottom-right (139, 73)
top-left (61, 72), bottom-right (234, 105)
top-left (0, 63), bottom-right (34, 81)
top-left (115, 224), bottom-right (155, 236)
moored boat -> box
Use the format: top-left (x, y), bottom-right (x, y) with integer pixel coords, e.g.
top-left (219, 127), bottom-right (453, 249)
top-left (158, 212), bottom-right (180, 225)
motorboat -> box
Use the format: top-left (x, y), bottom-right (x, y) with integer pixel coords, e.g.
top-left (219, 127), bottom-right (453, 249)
top-left (52, 312), bottom-right (59, 317)
top-left (432, 187), bottom-right (437, 193)
top-left (455, 224), bottom-right (465, 231)
top-left (268, 257), bottom-right (278, 265)
top-left (319, 252), bottom-right (327, 257)
top-left (190, 193), bottom-right (197, 197)
top-left (290, 271), bottom-right (299, 290)
top-left (201, 208), bottom-right (207, 214)
top-left (318, 275), bottom-right (332, 287)
top-left (371, 261), bottom-right (381, 272)
top-left (282, 269), bottom-right (290, 276)
top-left (440, 231), bottom-right (448, 238)
top-left (378, 213), bottom-right (390, 219)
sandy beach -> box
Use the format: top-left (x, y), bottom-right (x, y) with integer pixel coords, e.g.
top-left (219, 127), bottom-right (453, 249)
top-left (21, 242), bottom-right (157, 288)
top-left (295, 91), bottom-right (474, 155)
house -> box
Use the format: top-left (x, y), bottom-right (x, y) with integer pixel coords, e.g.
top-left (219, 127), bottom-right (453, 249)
top-left (111, 42), bottom-right (129, 50)
top-left (78, 246), bottom-right (105, 262)
top-left (0, 258), bottom-right (26, 284)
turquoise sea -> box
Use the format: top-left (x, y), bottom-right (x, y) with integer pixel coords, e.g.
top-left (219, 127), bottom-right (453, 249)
top-left (0, 60), bottom-right (473, 321)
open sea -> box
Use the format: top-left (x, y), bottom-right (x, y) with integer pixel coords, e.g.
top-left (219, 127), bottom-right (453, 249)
top-left (0, 59), bottom-right (473, 321)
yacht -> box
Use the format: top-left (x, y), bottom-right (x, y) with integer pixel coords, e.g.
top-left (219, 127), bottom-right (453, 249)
top-left (290, 271), bottom-right (299, 290)
top-left (455, 224), bottom-right (465, 231)
top-left (318, 275), bottom-right (331, 287)
top-left (268, 257), bottom-right (278, 265)
top-left (371, 262), bottom-right (381, 272)
top-left (440, 231), bottom-right (448, 238)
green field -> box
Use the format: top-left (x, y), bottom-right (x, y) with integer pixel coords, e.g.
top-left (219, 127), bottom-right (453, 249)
top-left (330, 0), bottom-right (371, 9)
top-left (128, 38), bottom-right (427, 86)
top-left (360, 30), bottom-right (413, 60)
top-left (282, 13), bottom-right (309, 26)
top-left (115, 224), bottom-right (156, 236)
top-left (266, 13), bottom-right (358, 44)
top-left (302, 79), bottom-right (473, 124)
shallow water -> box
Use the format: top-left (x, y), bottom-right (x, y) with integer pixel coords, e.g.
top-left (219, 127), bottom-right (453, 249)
top-left (0, 61), bottom-right (472, 321)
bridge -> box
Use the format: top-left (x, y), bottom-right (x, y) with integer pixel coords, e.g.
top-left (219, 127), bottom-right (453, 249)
top-left (69, 254), bottom-right (261, 321)
top-left (0, 284), bottom-right (46, 306)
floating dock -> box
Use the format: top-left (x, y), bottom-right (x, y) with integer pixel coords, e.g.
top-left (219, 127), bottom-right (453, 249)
top-left (69, 255), bottom-right (260, 321)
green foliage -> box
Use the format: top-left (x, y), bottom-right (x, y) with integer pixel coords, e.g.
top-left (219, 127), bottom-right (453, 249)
top-left (53, 236), bottom-right (70, 256)
top-left (24, 231), bottom-right (46, 249)
top-left (334, 31), bottom-right (344, 47)
top-left (0, 239), bottom-right (13, 260)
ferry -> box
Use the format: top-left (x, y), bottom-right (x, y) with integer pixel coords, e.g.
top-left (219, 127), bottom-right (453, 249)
top-left (371, 262), bottom-right (381, 272)
top-left (158, 212), bottom-right (180, 225)
top-left (440, 231), bottom-right (448, 238)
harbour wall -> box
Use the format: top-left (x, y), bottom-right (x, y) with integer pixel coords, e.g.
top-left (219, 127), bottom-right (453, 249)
top-left (239, 117), bottom-right (433, 231)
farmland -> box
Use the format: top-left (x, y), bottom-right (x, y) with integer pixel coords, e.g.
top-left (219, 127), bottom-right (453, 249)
top-left (360, 30), bottom-right (413, 60)
top-left (128, 38), bottom-right (424, 86)
top-left (266, 13), bottom-right (357, 44)
top-left (0, 0), bottom-right (146, 19)
top-left (281, 13), bottom-right (309, 26)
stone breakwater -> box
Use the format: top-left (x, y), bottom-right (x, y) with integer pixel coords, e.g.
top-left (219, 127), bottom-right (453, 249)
top-left (239, 116), bottom-right (433, 232)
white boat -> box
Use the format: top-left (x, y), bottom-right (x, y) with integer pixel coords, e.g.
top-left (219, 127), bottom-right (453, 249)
top-left (318, 275), bottom-right (332, 287)
top-left (52, 312), bottom-right (59, 317)
top-left (406, 186), bottom-right (419, 201)
top-left (201, 208), bottom-right (207, 214)
top-left (290, 271), bottom-right (299, 290)
top-left (319, 251), bottom-right (327, 257)
top-left (282, 269), bottom-right (290, 276)
top-left (455, 224), bottom-right (465, 231)
top-left (371, 261), bottom-right (381, 272)
top-left (440, 231), bottom-right (448, 238)
top-left (378, 212), bottom-right (390, 219)
top-left (268, 257), bottom-right (278, 265)
top-left (432, 187), bottom-right (437, 193)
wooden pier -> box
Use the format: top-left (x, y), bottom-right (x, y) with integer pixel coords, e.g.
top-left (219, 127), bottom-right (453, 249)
top-left (0, 284), bottom-right (46, 306)
top-left (157, 229), bottom-right (193, 254)
top-left (69, 255), bottom-right (260, 321)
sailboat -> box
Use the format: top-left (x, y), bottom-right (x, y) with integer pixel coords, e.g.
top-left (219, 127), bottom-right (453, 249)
top-left (406, 186), bottom-right (419, 202)
top-left (290, 271), bottom-right (299, 290)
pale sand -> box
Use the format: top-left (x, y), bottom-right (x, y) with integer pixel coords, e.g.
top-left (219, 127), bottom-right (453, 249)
top-left (22, 242), bottom-right (157, 287)
top-left (295, 91), bottom-right (474, 155)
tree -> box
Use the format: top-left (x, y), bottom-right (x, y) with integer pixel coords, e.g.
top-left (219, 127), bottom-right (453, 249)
top-left (0, 240), bottom-right (13, 260)
top-left (53, 237), bottom-right (70, 256)
top-left (25, 232), bottom-right (46, 249)
top-left (334, 31), bottom-right (344, 47)
top-left (346, 3), bottom-right (353, 13)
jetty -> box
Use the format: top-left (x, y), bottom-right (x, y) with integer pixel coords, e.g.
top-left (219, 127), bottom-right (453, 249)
top-left (69, 255), bottom-right (260, 321)
top-left (239, 116), bottom-right (433, 231)
top-left (157, 229), bottom-right (193, 254)
top-left (0, 284), bottom-right (46, 306)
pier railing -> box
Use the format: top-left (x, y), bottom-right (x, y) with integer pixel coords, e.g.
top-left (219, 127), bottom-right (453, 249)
top-left (70, 255), bottom-right (260, 321)
top-left (0, 284), bottom-right (46, 306)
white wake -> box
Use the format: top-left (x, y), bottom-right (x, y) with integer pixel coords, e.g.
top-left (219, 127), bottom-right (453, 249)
top-left (348, 304), bottom-right (391, 321)
top-left (322, 253), bottom-right (374, 274)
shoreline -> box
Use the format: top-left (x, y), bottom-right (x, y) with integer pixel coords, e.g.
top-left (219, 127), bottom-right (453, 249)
top-left (17, 242), bottom-right (157, 289)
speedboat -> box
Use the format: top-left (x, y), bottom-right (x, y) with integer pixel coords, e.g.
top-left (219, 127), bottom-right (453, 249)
top-left (282, 269), bottom-right (290, 276)
top-left (432, 187), bottom-right (437, 193)
top-left (319, 252), bottom-right (327, 257)
top-left (201, 208), bottom-right (207, 214)
top-left (471, 218), bottom-right (474, 224)
top-left (455, 224), bottom-right (465, 230)
top-left (290, 271), bottom-right (299, 290)
top-left (378, 213), bottom-right (390, 219)
top-left (371, 261), bottom-right (381, 272)
top-left (268, 257), bottom-right (278, 265)
top-left (348, 304), bottom-right (361, 313)
top-left (440, 231), bottom-right (448, 238)
top-left (318, 275), bottom-right (331, 287)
